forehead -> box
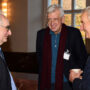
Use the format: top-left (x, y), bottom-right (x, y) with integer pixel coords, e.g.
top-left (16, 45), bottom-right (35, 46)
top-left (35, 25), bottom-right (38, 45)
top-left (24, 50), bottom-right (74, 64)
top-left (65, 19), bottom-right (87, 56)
top-left (48, 10), bottom-right (60, 18)
top-left (81, 12), bottom-right (88, 20)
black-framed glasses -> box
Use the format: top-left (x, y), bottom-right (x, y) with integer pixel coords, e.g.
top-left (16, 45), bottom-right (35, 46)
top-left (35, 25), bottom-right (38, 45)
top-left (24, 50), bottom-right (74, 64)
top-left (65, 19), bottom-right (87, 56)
top-left (0, 25), bottom-right (10, 30)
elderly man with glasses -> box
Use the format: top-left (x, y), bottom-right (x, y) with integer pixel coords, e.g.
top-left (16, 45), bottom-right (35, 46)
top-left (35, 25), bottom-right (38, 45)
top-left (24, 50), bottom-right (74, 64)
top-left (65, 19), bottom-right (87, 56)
top-left (0, 12), bottom-right (17, 90)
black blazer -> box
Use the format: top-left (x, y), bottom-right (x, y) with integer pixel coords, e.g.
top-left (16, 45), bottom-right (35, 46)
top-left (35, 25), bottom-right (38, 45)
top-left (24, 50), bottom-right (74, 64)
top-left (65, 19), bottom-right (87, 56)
top-left (0, 57), bottom-right (12, 90)
top-left (36, 25), bottom-right (88, 89)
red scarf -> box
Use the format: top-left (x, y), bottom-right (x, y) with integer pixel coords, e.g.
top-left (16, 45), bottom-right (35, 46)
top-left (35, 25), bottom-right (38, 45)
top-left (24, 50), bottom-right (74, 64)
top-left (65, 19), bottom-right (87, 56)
top-left (40, 24), bottom-right (68, 90)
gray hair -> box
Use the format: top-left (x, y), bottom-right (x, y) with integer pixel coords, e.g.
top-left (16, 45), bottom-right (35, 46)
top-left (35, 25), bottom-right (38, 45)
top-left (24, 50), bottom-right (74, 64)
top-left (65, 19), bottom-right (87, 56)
top-left (47, 4), bottom-right (64, 17)
top-left (82, 6), bottom-right (90, 20)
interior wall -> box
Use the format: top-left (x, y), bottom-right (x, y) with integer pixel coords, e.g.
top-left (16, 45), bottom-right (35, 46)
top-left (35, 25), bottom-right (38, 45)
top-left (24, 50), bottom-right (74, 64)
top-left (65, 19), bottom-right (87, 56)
top-left (27, 0), bottom-right (43, 52)
top-left (2, 0), bottom-right (28, 52)
top-left (1, 0), bottom-right (43, 52)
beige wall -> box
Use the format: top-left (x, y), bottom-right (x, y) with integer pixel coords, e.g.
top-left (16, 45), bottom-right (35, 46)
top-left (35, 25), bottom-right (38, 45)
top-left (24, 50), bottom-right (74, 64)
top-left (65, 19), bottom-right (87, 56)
top-left (28, 0), bottom-right (43, 52)
top-left (1, 0), bottom-right (43, 52)
top-left (2, 0), bottom-right (28, 52)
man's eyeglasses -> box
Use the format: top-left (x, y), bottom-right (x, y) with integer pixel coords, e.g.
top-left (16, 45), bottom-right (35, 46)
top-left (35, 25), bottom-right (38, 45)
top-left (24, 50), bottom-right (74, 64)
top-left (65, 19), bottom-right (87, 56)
top-left (48, 18), bottom-right (60, 23)
top-left (0, 25), bottom-right (10, 30)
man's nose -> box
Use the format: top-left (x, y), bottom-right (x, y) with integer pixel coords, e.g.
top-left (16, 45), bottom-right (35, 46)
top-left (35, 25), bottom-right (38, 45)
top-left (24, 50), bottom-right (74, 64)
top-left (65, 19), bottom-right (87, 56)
top-left (8, 29), bottom-right (12, 36)
top-left (51, 20), bottom-right (55, 25)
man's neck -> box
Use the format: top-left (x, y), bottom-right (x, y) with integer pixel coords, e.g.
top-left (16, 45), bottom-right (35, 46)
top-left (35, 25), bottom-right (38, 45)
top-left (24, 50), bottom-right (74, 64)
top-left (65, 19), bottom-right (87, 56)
top-left (54, 26), bottom-right (62, 34)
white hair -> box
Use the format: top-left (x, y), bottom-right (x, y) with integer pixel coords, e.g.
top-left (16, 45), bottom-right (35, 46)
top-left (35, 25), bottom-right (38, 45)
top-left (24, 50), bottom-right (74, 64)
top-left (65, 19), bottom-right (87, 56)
top-left (47, 4), bottom-right (64, 17)
top-left (82, 6), bottom-right (90, 20)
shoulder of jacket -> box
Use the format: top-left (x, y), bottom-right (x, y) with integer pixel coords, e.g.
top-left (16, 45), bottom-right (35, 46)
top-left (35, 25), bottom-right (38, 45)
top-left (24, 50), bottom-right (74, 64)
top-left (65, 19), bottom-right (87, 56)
top-left (37, 28), bottom-right (46, 33)
top-left (67, 26), bottom-right (79, 31)
top-left (66, 26), bottom-right (80, 34)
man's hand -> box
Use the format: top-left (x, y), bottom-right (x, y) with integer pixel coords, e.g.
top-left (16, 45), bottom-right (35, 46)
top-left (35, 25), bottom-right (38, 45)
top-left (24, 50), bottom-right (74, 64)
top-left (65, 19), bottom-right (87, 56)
top-left (69, 69), bottom-right (83, 83)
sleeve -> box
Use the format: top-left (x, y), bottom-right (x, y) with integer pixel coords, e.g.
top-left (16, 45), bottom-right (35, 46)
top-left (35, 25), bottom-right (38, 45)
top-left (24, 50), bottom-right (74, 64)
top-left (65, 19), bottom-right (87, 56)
top-left (79, 56), bottom-right (90, 90)
top-left (0, 58), bottom-right (12, 90)
top-left (36, 30), bottom-right (44, 90)
top-left (72, 78), bottom-right (81, 90)
top-left (36, 31), bottom-right (43, 68)
top-left (71, 29), bottom-right (88, 69)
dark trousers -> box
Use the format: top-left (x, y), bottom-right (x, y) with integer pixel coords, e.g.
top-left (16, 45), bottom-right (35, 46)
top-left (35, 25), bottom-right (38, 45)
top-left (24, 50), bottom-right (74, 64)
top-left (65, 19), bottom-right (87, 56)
top-left (51, 82), bottom-right (72, 90)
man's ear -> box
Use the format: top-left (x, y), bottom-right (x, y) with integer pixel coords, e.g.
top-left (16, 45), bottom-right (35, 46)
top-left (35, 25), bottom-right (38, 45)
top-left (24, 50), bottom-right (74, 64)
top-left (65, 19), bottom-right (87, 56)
top-left (62, 16), bottom-right (65, 23)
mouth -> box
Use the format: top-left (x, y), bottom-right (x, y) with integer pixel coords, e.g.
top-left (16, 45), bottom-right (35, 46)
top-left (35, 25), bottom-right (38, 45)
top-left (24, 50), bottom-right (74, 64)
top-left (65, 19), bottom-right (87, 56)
top-left (51, 23), bottom-right (57, 29)
top-left (51, 25), bottom-right (57, 29)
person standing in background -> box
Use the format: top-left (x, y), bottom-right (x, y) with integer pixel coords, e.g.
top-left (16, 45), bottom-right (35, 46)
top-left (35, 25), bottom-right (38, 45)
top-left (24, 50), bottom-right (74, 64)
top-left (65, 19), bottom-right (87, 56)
top-left (69, 6), bottom-right (90, 90)
top-left (36, 4), bottom-right (88, 90)
top-left (0, 11), bottom-right (17, 90)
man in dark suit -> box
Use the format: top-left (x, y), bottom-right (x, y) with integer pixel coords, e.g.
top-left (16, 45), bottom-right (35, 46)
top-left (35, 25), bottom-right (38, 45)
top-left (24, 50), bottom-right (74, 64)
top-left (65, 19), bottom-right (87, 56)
top-left (69, 6), bottom-right (90, 90)
top-left (36, 4), bottom-right (88, 90)
top-left (0, 12), bottom-right (17, 90)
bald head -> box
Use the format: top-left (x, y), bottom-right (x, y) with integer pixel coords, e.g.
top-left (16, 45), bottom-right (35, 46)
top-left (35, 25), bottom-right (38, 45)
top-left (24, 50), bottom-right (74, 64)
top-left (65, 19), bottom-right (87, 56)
top-left (80, 6), bottom-right (90, 38)
top-left (82, 6), bottom-right (90, 21)
top-left (0, 15), bottom-right (9, 26)
top-left (0, 14), bottom-right (11, 45)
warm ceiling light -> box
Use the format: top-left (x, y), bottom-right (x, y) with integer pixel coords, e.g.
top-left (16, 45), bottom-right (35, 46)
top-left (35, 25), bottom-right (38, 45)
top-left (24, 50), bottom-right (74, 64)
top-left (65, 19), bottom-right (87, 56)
top-left (2, 1), bottom-right (8, 17)
top-left (2, 2), bottom-right (7, 7)
top-left (2, 9), bottom-right (7, 12)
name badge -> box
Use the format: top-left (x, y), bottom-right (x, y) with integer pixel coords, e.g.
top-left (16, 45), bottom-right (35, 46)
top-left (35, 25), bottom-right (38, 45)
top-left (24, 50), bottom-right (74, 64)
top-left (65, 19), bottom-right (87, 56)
top-left (63, 49), bottom-right (70, 60)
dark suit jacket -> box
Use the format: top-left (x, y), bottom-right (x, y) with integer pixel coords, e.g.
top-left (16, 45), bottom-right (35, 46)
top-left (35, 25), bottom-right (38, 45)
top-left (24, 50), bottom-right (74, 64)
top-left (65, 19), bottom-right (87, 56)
top-left (0, 56), bottom-right (12, 90)
top-left (36, 24), bottom-right (88, 90)
top-left (73, 56), bottom-right (90, 90)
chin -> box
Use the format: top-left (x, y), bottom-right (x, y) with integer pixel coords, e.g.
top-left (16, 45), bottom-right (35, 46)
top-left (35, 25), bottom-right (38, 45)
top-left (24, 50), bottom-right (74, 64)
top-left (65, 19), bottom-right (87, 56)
top-left (51, 29), bottom-right (57, 32)
top-left (4, 39), bottom-right (7, 43)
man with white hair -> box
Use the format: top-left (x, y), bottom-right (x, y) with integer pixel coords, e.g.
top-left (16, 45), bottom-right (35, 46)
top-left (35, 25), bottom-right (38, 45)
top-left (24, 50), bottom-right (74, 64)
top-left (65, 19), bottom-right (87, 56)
top-left (69, 6), bottom-right (90, 90)
top-left (36, 4), bottom-right (87, 90)
top-left (0, 11), bottom-right (17, 90)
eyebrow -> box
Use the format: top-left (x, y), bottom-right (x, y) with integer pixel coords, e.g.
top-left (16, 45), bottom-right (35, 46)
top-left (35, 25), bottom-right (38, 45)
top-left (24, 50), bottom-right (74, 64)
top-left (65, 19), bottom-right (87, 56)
top-left (6, 25), bottom-right (10, 30)
top-left (0, 25), bottom-right (10, 30)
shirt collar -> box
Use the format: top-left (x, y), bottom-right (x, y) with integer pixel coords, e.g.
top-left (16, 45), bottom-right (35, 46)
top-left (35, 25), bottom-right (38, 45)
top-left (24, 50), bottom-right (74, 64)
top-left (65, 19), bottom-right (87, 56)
top-left (0, 48), bottom-right (1, 51)
top-left (50, 30), bottom-right (60, 35)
